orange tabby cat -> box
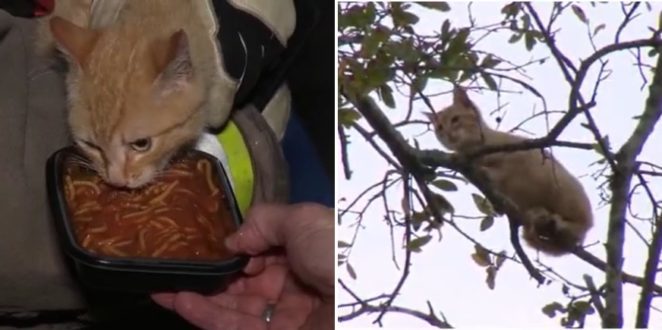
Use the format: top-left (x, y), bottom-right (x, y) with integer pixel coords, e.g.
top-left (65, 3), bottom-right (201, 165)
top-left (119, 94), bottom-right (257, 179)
top-left (427, 87), bottom-right (593, 256)
top-left (44, 0), bottom-right (235, 188)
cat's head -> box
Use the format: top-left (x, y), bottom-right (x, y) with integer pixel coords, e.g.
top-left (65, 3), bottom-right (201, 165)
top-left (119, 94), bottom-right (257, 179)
top-left (426, 87), bottom-right (487, 151)
top-left (50, 17), bottom-right (206, 188)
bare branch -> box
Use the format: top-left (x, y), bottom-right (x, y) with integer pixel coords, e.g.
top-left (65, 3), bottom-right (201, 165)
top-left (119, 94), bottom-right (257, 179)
top-left (573, 248), bottom-right (662, 294)
top-left (338, 124), bottom-right (352, 180)
top-left (584, 274), bottom-right (606, 319)
top-left (373, 173), bottom-right (414, 325)
top-left (338, 279), bottom-right (453, 328)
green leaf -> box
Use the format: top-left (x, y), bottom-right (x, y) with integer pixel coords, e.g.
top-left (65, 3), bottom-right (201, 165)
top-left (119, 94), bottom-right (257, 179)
top-left (417, 2), bottom-right (450, 12)
top-left (648, 48), bottom-right (658, 58)
top-left (411, 210), bottom-right (431, 230)
top-left (500, 3), bottom-right (520, 18)
top-left (365, 59), bottom-right (393, 88)
top-left (441, 19), bottom-right (451, 40)
top-left (481, 55), bottom-right (501, 68)
top-left (407, 235), bottom-right (432, 252)
top-left (391, 7), bottom-right (419, 27)
top-left (524, 32), bottom-right (536, 51)
top-left (379, 84), bottom-right (396, 108)
top-left (495, 251), bottom-right (506, 269)
top-left (346, 262), bottom-right (357, 279)
top-left (571, 301), bottom-right (594, 315)
top-left (593, 23), bottom-right (605, 37)
top-left (338, 108), bottom-right (362, 127)
top-left (361, 28), bottom-right (389, 58)
top-left (446, 28), bottom-right (471, 58)
top-left (542, 302), bottom-right (565, 318)
top-left (485, 266), bottom-right (497, 290)
top-left (481, 72), bottom-right (498, 91)
top-left (340, 3), bottom-right (376, 30)
top-left (430, 179), bottom-right (458, 191)
top-left (338, 240), bottom-right (352, 248)
top-left (520, 14), bottom-right (531, 29)
top-left (508, 33), bottom-right (523, 44)
top-left (480, 216), bottom-right (495, 231)
top-left (472, 193), bottom-right (495, 215)
top-left (571, 4), bottom-right (589, 24)
top-left (338, 254), bottom-right (346, 266)
top-left (431, 192), bottom-right (455, 214)
top-left (471, 244), bottom-right (491, 267)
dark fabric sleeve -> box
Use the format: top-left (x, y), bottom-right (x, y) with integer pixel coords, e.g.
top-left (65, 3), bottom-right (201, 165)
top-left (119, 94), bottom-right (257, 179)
top-left (286, 0), bottom-right (334, 181)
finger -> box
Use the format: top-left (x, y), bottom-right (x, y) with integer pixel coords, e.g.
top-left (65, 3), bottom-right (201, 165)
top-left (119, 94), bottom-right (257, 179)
top-left (300, 301), bottom-right (335, 330)
top-left (172, 292), bottom-right (267, 330)
top-left (243, 254), bottom-right (288, 276)
top-left (207, 293), bottom-right (269, 316)
top-left (241, 264), bottom-right (288, 299)
top-left (151, 293), bottom-right (176, 310)
top-left (243, 256), bottom-right (265, 275)
top-left (226, 203), bottom-right (334, 298)
top-left (227, 264), bottom-right (288, 299)
top-left (224, 203), bottom-right (332, 255)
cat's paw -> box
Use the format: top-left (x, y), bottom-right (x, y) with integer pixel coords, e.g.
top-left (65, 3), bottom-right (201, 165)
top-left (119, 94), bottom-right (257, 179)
top-left (533, 214), bottom-right (560, 241)
top-left (526, 208), bottom-right (563, 241)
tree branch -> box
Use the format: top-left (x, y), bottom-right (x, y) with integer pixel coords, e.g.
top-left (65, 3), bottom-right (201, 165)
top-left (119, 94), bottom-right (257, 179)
top-left (634, 41), bottom-right (662, 327)
top-left (604, 31), bottom-right (662, 328)
top-left (574, 248), bottom-right (662, 294)
top-left (373, 172), bottom-right (414, 326)
top-left (338, 279), bottom-right (453, 328)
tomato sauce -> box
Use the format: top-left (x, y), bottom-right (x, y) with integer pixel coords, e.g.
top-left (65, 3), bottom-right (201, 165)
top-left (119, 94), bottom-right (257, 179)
top-left (63, 154), bottom-right (236, 261)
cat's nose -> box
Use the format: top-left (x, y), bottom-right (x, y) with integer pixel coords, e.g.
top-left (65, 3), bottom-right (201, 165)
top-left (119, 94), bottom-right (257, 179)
top-left (106, 175), bottom-right (129, 188)
top-left (106, 166), bottom-right (129, 187)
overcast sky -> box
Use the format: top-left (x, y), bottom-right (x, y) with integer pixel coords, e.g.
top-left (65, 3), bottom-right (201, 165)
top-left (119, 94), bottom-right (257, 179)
top-left (337, 1), bottom-right (662, 328)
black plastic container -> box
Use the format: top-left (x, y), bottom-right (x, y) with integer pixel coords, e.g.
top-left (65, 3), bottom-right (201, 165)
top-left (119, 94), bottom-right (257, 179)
top-left (46, 146), bottom-right (249, 294)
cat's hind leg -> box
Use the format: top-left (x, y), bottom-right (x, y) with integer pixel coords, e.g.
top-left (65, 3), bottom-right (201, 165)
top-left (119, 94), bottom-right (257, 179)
top-left (522, 208), bottom-right (585, 256)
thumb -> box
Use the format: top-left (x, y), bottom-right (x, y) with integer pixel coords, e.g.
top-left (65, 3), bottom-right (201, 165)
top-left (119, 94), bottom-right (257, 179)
top-left (224, 203), bottom-right (332, 255)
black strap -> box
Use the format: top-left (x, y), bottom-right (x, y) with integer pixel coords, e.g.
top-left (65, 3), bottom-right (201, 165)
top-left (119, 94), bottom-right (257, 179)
top-left (210, 0), bottom-right (318, 111)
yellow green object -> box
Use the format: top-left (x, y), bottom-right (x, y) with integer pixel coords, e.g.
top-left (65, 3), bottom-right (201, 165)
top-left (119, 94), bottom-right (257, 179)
top-left (216, 121), bottom-right (254, 217)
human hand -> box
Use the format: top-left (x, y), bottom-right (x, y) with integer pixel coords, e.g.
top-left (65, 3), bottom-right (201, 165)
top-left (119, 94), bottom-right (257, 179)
top-left (152, 202), bottom-right (334, 330)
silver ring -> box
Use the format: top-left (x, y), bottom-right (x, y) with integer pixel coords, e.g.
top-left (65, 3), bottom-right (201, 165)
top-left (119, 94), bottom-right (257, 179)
top-left (262, 303), bottom-right (276, 323)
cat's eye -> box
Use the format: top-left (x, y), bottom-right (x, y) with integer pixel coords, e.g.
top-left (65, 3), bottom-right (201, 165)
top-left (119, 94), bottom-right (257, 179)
top-left (450, 116), bottom-right (460, 124)
top-left (129, 138), bottom-right (152, 152)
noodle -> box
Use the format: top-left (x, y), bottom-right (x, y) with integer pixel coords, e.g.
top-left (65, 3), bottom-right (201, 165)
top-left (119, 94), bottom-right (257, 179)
top-left (156, 216), bottom-right (178, 228)
top-left (81, 234), bottom-right (92, 248)
top-left (65, 153), bottom-right (232, 260)
top-left (123, 209), bottom-right (152, 219)
top-left (113, 240), bottom-right (132, 248)
top-left (167, 241), bottom-right (188, 251)
top-left (197, 159), bottom-right (219, 196)
top-left (72, 180), bottom-right (101, 194)
top-left (165, 169), bottom-right (194, 177)
top-left (88, 224), bottom-right (108, 233)
top-left (149, 180), bottom-right (179, 205)
top-left (103, 245), bottom-right (127, 257)
top-left (138, 228), bottom-right (147, 251)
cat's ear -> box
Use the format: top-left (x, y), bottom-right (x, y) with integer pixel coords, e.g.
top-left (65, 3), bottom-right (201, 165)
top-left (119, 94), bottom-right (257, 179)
top-left (49, 16), bottom-right (99, 66)
top-left (151, 30), bottom-right (194, 94)
top-left (452, 86), bottom-right (475, 109)
top-left (424, 111), bottom-right (437, 122)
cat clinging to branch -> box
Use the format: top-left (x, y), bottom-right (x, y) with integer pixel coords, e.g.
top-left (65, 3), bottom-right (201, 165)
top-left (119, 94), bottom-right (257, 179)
top-left (426, 87), bottom-right (593, 256)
